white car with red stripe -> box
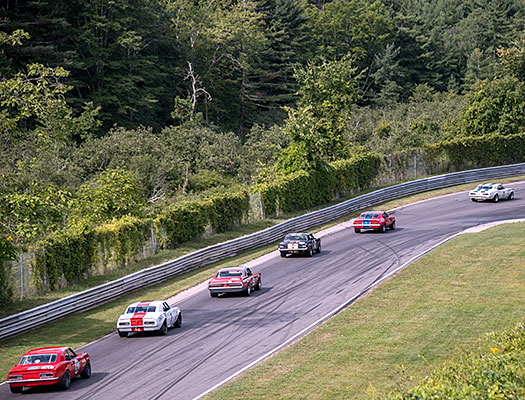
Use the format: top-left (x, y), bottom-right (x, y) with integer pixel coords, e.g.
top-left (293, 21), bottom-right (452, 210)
top-left (116, 300), bottom-right (181, 337)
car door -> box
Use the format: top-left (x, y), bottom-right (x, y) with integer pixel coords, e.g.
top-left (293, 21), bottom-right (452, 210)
top-left (163, 302), bottom-right (173, 327)
top-left (245, 268), bottom-right (253, 287)
top-left (65, 348), bottom-right (81, 377)
top-left (383, 212), bottom-right (391, 226)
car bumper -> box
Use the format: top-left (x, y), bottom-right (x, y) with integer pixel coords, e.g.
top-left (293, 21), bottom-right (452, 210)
top-left (8, 376), bottom-right (60, 386)
top-left (353, 224), bottom-right (381, 230)
top-left (117, 325), bottom-right (160, 332)
top-left (469, 195), bottom-right (491, 200)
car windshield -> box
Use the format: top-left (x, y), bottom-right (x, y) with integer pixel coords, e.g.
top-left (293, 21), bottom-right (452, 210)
top-left (20, 354), bottom-right (57, 365)
top-left (126, 305), bottom-right (157, 313)
top-left (478, 185), bottom-right (493, 190)
top-left (284, 234), bottom-right (307, 241)
top-left (217, 270), bottom-right (243, 278)
top-left (361, 212), bottom-right (379, 219)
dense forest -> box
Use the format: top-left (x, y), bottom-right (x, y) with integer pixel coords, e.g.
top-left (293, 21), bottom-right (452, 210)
top-left (0, 0), bottom-right (524, 300)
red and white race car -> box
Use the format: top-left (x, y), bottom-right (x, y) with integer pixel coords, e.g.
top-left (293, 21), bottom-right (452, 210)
top-left (208, 266), bottom-right (262, 297)
top-left (7, 346), bottom-right (91, 393)
top-left (116, 300), bottom-right (182, 337)
top-left (352, 210), bottom-right (396, 233)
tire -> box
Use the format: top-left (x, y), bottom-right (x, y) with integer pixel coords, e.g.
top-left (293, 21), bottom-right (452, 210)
top-left (354, 228), bottom-right (360, 233)
top-left (379, 224), bottom-right (386, 233)
top-left (508, 192), bottom-right (514, 200)
top-left (210, 291), bottom-right (218, 298)
top-left (390, 221), bottom-right (396, 230)
top-left (244, 284), bottom-right (251, 296)
top-left (254, 279), bottom-right (262, 291)
top-left (280, 252), bottom-right (286, 258)
top-left (316, 244), bottom-right (321, 253)
top-left (174, 313), bottom-right (182, 328)
top-left (158, 321), bottom-right (168, 336)
top-left (58, 370), bottom-right (71, 390)
top-left (9, 385), bottom-right (23, 393)
top-left (493, 194), bottom-right (499, 203)
top-left (118, 330), bottom-right (128, 338)
top-left (307, 247), bottom-right (313, 257)
top-left (81, 361), bottom-right (91, 379)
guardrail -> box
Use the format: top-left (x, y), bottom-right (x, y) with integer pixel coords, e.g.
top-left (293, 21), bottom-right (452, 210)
top-left (1, 163), bottom-right (524, 340)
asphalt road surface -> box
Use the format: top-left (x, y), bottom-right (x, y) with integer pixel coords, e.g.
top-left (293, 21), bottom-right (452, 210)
top-left (3, 182), bottom-right (525, 399)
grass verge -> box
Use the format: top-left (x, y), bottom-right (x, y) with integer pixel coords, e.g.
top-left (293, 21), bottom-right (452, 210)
top-left (205, 222), bottom-right (525, 400)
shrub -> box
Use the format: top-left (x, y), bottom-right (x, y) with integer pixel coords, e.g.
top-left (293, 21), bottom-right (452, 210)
top-left (382, 319), bottom-right (525, 399)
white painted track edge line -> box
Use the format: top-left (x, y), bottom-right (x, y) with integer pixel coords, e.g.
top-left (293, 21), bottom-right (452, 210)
top-left (191, 232), bottom-right (463, 400)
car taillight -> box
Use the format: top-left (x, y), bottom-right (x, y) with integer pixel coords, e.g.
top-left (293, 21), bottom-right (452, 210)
top-left (40, 373), bottom-right (54, 378)
top-left (9, 375), bottom-right (23, 381)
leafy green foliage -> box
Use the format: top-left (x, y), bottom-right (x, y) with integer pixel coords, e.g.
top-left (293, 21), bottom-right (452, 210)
top-left (74, 169), bottom-right (144, 225)
top-left (382, 319), bottom-right (525, 399)
top-left (0, 235), bottom-right (16, 306)
top-left (258, 153), bottom-right (381, 216)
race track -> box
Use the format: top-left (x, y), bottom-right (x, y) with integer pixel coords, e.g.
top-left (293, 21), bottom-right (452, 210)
top-left (2, 182), bottom-right (525, 399)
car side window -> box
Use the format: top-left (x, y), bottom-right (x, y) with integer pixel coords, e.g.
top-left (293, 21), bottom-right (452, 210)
top-left (246, 268), bottom-right (252, 276)
top-left (498, 185), bottom-right (503, 190)
top-left (65, 349), bottom-right (76, 360)
top-left (163, 302), bottom-right (170, 312)
top-left (383, 212), bottom-right (388, 218)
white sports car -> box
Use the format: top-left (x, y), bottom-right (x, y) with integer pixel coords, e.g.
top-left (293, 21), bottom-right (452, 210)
top-left (117, 300), bottom-right (181, 337)
top-left (469, 183), bottom-right (514, 202)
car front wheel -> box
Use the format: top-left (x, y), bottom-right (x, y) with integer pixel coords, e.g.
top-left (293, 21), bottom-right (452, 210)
top-left (81, 361), bottom-right (91, 379)
top-left (390, 222), bottom-right (396, 230)
top-left (379, 224), bottom-right (386, 233)
top-left (174, 313), bottom-right (182, 328)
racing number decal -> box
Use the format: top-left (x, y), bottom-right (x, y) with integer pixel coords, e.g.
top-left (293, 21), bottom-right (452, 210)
top-left (74, 359), bottom-right (80, 375)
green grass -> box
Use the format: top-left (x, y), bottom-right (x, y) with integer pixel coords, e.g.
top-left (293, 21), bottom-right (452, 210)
top-left (206, 223), bottom-right (525, 400)
top-left (1, 175), bottom-right (523, 384)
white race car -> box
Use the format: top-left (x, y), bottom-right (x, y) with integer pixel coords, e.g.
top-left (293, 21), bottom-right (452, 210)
top-left (469, 183), bottom-right (514, 202)
top-left (117, 300), bottom-right (181, 337)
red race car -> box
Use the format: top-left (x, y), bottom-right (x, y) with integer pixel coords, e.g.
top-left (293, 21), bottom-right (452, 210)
top-left (352, 210), bottom-right (396, 233)
top-left (208, 265), bottom-right (262, 297)
top-left (7, 346), bottom-right (91, 393)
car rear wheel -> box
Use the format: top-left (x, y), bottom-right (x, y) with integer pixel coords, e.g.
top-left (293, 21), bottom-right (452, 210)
top-left (158, 321), bottom-right (168, 336)
top-left (471, 198), bottom-right (477, 202)
top-left (493, 194), bottom-right (499, 203)
top-left (118, 330), bottom-right (128, 338)
top-left (9, 385), bottom-right (23, 393)
top-left (81, 361), bottom-right (91, 379)
top-left (174, 313), bottom-right (182, 328)
top-left (210, 291), bottom-right (218, 298)
top-left (508, 192), bottom-right (514, 200)
top-left (58, 370), bottom-right (71, 390)
top-left (280, 252), bottom-right (286, 258)
top-left (254, 279), bottom-right (262, 291)
top-left (354, 228), bottom-right (360, 233)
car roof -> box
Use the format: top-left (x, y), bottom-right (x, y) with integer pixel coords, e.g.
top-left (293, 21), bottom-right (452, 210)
top-left (285, 232), bottom-right (310, 236)
top-left (25, 347), bottom-right (68, 355)
top-left (217, 266), bottom-right (247, 272)
top-left (126, 300), bottom-right (165, 308)
top-left (361, 211), bottom-right (385, 214)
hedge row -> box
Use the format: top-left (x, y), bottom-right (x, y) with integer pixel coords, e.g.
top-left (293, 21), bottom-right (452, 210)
top-left (258, 153), bottom-right (382, 217)
top-left (424, 132), bottom-right (525, 170)
top-left (33, 189), bottom-right (250, 290)
top-left (382, 319), bottom-right (525, 399)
